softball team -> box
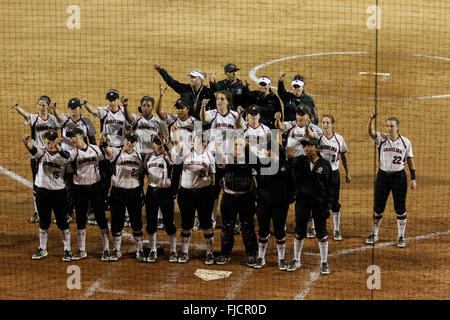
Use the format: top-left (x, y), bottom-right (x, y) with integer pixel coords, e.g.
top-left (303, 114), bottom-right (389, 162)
top-left (16, 67), bottom-right (416, 275)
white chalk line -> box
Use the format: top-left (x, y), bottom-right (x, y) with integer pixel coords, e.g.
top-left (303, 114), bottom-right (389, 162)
top-left (2, 167), bottom-right (449, 300)
top-left (249, 51), bottom-right (450, 101)
top-left (294, 229), bottom-right (450, 300)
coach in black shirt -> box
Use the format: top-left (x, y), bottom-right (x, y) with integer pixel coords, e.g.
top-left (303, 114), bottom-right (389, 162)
top-left (153, 63), bottom-right (216, 119)
top-left (209, 63), bottom-right (246, 111)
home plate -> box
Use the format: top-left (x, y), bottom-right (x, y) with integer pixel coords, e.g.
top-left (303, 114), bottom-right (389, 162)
top-left (194, 269), bottom-right (232, 281)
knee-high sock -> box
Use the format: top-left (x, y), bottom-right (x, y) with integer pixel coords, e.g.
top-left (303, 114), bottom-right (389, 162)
top-left (318, 237), bottom-right (329, 263)
top-left (113, 235), bottom-right (122, 252)
top-left (258, 236), bottom-right (269, 259)
top-left (77, 228), bottom-right (86, 252)
top-left (181, 229), bottom-right (191, 254)
top-left (203, 228), bottom-right (214, 254)
top-left (276, 238), bottom-right (286, 260)
top-left (332, 212), bottom-right (340, 232)
top-left (61, 229), bottom-right (71, 251)
top-left (372, 213), bottom-right (383, 235)
top-left (100, 228), bottom-right (110, 250)
top-left (39, 228), bottom-right (48, 250)
top-left (168, 233), bottom-right (177, 253)
top-left (397, 213), bottom-right (407, 237)
top-left (148, 232), bottom-right (157, 252)
top-left (134, 235), bottom-right (143, 251)
top-left (293, 238), bottom-right (305, 262)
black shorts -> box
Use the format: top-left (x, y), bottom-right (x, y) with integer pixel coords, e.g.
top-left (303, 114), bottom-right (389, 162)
top-left (374, 169), bottom-right (407, 215)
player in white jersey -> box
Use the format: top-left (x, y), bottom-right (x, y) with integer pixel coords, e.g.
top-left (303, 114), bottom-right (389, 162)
top-left (366, 108), bottom-right (416, 247)
top-left (68, 128), bottom-right (111, 261)
top-left (236, 105), bottom-right (271, 158)
top-left (143, 135), bottom-right (178, 263)
top-left (319, 115), bottom-right (351, 241)
top-left (200, 91), bottom-right (245, 229)
top-left (23, 130), bottom-right (72, 262)
top-left (275, 105), bottom-right (322, 158)
top-left (172, 129), bottom-right (216, 264)
top-left (101, 131), bottom-right (145, 262)
top-left (82, 90), bottom-right (130, 221)
top-left (51, 98), bottom-right (98, 223)
top-left (12, 96), bottom-right (60, 224)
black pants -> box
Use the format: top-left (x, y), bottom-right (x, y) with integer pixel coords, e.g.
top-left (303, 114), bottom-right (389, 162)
top-left (295, 197), bottom-right (329, 240)
top-left (110, 186), bottom-right (143, 236)
top-left (257, 198), bottom-right (289, 240)
top-left (145, 186), bottom-right (176, 235)
top-left (220, 191), bottom-right (257, 257)
top-left (73, 182), bottom-right (107, 229)
top-left (374, 170), bottom-right (407, 214)
top-left (36, 188), bottom-right (69, 230)
top-left (329, 169), bottom-right (341, 212)
top-left (30, 159), bottom-right (38, 211)
top-left (64, 171), bottom-right (75, 215)
top-left (177, 186), bottom-right (214, 230)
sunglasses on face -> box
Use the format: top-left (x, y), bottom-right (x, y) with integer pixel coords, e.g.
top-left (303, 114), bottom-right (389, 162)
top-left (293, 85), bottom-right (301, 89)
top-left (259, 83), bottom-right (267, 87)
top-left (249, 112), bottom-right (259, 116)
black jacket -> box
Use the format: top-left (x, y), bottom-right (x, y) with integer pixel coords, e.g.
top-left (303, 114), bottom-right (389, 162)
top-left (292, 154), bottom-right (332, 205)
top-left (157, 68), bottom-right (216, 119)
top-left (277, 80), bottom-right (318, 124)
top-left (222, 149), bottom-right (260, 193)
top-left (210, 79), bottom-right (246, 111)
top-left (242, 88), bottom-right (282, 129)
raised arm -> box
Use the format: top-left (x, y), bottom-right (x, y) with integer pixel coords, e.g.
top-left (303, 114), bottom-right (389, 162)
top-left (153, 63), bottom-right (186, 94)
top-left (340, 152), bottom-right (351, 183)
top-left (368, 107), bottom-right (377, 139)
top-left (22, 135), bottom-right (34, 152)
top-left (235, 106), bottom-right (245, 129)
top-left (274, 112), bottom-right (285, 131)
top-left (200, 99), bottom-right (210, 123)
top-left (277, 71), bottom-right (290, 102)
top-left (121, 96), bottom-right (134, 123)
top-left (406, 157), bottom-right (416, 190)
top-left (49, 102), bottom-right (64, 123)
top-left (12, 102), bottom-right (30, 122)
top-left (99, 132), bottom-right (113, 159)
top-left (155, 85), bottom-right (168, 120)
top-left (81, 99), bottom-right (99, 117)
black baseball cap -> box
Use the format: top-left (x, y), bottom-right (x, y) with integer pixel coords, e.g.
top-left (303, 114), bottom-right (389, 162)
top-left (106, 89), bottom-right (120, 101)
top-left (140, 96), bottom-right (155, 105)
top-left (124, 132), bottom-right (139, 143)
top-left (68, 98), bottom-right (81, 109)
top-left (68, 127), bottom-right (84, 137)
top-left (152, 135), bottom-right (163, 145)
top-left (43, 129), bottom-right (58, 141)
top-left (301, 137), bottom-right (319, 148)
top-left (224, 63), bottom-right (239, 73)
top-left (296, 105), bottom-right (311, 116)
top-left (174, 99), bottom-right (190, 109)
top-left (248, 105), bottom-right (260, 115)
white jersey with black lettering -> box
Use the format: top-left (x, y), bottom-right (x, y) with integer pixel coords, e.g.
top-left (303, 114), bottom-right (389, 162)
top-left (243, 122), bottom-right (271, 158)
top-left (319, 133), bottom-right (349, 171)
top-left (130, 114), bottom-right (165, 156)
top-left (96, 106), bottom-right (128, 147)
top-left (106, 147), bottom-right (142, 189)
top-left (32, 148), bottom-right (71, 190)
top-left (373, 132), bottom-right (414, 172)
top-left (205, 109), bottom-right (243, 155)
top-left (283, 122), bottom-right (323, 157)
top-left (144, 151), bottom-right (173, 188)
top-left (180, 149), bottom-right (216, 189)
top-left (25, 114), bottom-right (60, 149)
top-left (165, 113), bottom-right (196, 147)
top-left (60, 114), bottom-right (97, 152)
top-left (72, 145), bottom-right (104, 185)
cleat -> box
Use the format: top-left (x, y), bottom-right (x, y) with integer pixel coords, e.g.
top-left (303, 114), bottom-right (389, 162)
top-left (87, 213), bottom-right (97, 225)
top-left (216, 255), bottom-right (231, 265)
top-left (246, 255), bottom-right (256, 267)
top-left (254, 257), bottom-right (266, 269)
top-left (397, 236), bottom-right (406, 248)
top-left (29, 212), bottom-right (39, 223)
top-left (32, 248), bottom-right (48, 260)
top-left (334, 230), bottom-right (343, 241)
top-left (101, 249), bottom-right (110, 262)
top-left (278, 259), bottom-right (288, 271)
top-left (147, 251), bottom-right (157, 263)
top-left (71, 249), bottom-right (87, 261)
top-left (177, 252), bottom-right (189, 263)
top-left (320, 262), bottom-right (330, 275)
top-left (192, 216), bottom-right (199, 231)
top-left (136, 250), bottom-right (146, 263)
top-left (109, 249), bottom-right (122, 262)
top-left (307, 228), bottom-right (316, 238)
top-left (365, 233), bottom-right (378, 244)
top-left (62, 250), bottom-right (72, 262)
top-left (205, 252), bottom-right (215, 265)
top-left (157, 218), bottom-right (164, 229)
top-left (287, 259), bottom-right (301, 272)
top-left (168, 251), bottom-right (178, 263)
top-left (234, 223), bottom-right (242, 235)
